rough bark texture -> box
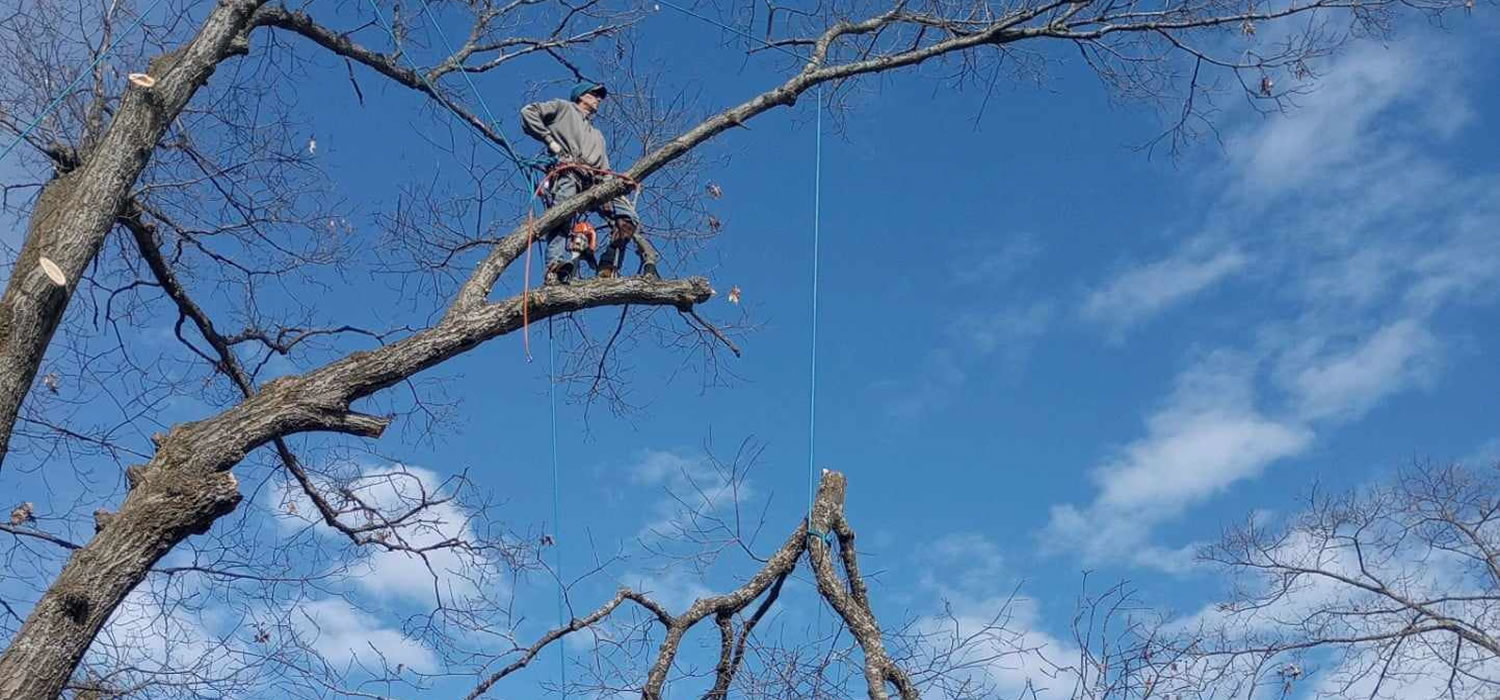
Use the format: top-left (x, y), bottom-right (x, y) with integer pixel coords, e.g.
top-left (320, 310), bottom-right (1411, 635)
top-left (462, 470), bottom-right (882, 700)
top-left (0, 0), bottom-right (1390, 691)
top-left (0, 0), bottom-right (266, 471)
top-left (806, 471), bottom-right (919, 700)
top-left (0, 276), bottom-right (710, 698)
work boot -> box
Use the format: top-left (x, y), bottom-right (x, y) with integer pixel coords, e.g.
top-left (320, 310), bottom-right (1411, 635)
top-left (597, 265), bottom-right (617, 279)
top-left (642, 262), bottom-right (659, 280)
top-left (544, 261), bottom-right (572, 286)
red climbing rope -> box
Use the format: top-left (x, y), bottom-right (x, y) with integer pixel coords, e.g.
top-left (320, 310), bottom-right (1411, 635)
top-left (534, 161), bottom-right (640, 197)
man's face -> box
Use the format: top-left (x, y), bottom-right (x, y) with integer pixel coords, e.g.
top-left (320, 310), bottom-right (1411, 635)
top-left (578, 91), bottom-right (603, 115)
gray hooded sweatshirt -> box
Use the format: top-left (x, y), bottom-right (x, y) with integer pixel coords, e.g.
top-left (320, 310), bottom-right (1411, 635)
top-left (520, 99), bottom-right (611, 171)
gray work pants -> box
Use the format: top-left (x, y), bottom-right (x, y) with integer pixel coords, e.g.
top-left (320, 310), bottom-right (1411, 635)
top-left (542, 171), bottom-right (657, 274)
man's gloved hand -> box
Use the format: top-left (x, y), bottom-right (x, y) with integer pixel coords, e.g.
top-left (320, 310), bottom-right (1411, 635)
top-left (547, 139), bottom-right (563, 155)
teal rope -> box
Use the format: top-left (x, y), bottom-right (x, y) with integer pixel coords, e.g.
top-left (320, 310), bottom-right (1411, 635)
top-left (655, 0), bottom-right (828, 540)
top-left (805, 83), bottom-right (828, 693)
top-left (0, 0), bottom-right (170, 165)
top-left (805, 83), bottom-right (823, 527)
top-left (653, 0), bottom-right (809, 61)
top-left (357, 0), bottom-right (538, 176)
top-left (407, 0), bottom-right (536, 173)
top-left (546, 317), bottom-right (567, 698)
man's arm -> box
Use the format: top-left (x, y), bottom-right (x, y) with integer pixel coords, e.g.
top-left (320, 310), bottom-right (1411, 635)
top-left (520, 99), bottom-right (567, 155)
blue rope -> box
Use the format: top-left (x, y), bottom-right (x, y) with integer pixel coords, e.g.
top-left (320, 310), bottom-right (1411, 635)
top-left (653, 0), bottom-right (809, 61)
top-left (655, 0), bottom-right (829, 543)
top-left (546, 316), bottom-right (568, 697)
top-left (0, 0), bottom-right (170, 165)
top-left (805, 83), bottom-right (823, 528)
top-left (357, 0), bottom-right (539, 177)
top-left (805, 84), bottom-right (828, 694)
top-left (407, 0), bottom-right (536, 173)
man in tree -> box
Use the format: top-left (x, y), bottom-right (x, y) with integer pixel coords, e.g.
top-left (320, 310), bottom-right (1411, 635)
top-left (521, 81), bottom-right (659, 284)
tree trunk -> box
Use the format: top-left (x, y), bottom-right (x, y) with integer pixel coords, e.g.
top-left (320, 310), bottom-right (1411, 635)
top-left (0, 463), bottom-right (242, 699)
top-left (0, 0), bottom-right (266, 471)
top-left (0, 275), bottom-right (709, 697)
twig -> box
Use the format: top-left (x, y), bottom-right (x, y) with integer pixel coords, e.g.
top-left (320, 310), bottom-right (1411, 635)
top-left (682, 309), bottom-right (742, 358)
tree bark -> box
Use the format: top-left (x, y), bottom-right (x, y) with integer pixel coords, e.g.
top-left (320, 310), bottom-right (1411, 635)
top-left (0, 0), bottom-right (266, 471)
top-left (805, 470), bottom-right (918, 700)
top-left (0, 276), bottom-right (709, 698)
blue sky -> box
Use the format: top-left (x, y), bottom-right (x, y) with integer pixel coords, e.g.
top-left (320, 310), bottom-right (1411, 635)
top-left (3, 2), bottom-right (1500, 697)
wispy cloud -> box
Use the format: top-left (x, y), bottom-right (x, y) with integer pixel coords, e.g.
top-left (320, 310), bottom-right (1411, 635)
top-left (1232, 42), bottom-right (1473, 197)
top-left (872, 232), bottom-right (1054, 418)
top-left (90, 586), bottom-right (243, 688)
top-left (952, 233), bottom-right (1043, 287)
top-left (628, 448), bottom-right (754, 541)
top-left (1043, 355), bottom-right (1312, 569)
top-left (1081, 238), bottom-right (1249, 335)
top-left (1282, 318), bottom-right (1440, 423)
top-left (910, 532), bottom-right (1083, 698)
top-left (291, 598), bottom-right (439, 673)
top-left (1168, 507), bottom-right (1500, 698)
top-left (1048, 35), bottom-right (1500, 572)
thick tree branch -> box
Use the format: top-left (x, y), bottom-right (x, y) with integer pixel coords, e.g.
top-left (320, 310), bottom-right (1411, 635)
top-left (463, 472), bottom-right (898, 699)
top-left (0, 0), bottom-right (268, 474)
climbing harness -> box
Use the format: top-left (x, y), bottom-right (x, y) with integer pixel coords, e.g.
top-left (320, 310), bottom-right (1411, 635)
top-left (534, 160), bottom-right (641, 196)
top-left (518, 158), bottom-right (643, 356)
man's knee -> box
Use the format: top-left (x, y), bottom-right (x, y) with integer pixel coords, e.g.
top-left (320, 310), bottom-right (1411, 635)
top-left (610, 214), bottom-right (640, 236)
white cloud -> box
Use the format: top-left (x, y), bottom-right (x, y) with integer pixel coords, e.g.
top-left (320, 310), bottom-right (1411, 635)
top-left (1231, 42), bottom-right (1468, 196)
top-left (1082, 238), bottom-right (1248, 333)
top-left (917, 532), bottom-right (1006, 597)
top-left (1169, 516), bottom-right (1500, 699)
top-left (951, 233), bottom-right (1043, 287)
top-left (951, 300), bottom-right (1053, 355)
top-left (270, 464), bottom-right (486, 605)
top-left (1284, 319), bottom-right (1440, 422)
top-left (914, 595), bottom-right (1075, 699)
top-left (910, 533), bottom-right (1097, 698)
top-left (629, 448), bottom-right (753, 541)
top-left (629, 449), bottom-right (698, 486)
top-left (292, 598), bottom-right (438, 673)
top-left (89, 586), bottom-right (231, 683)
top-left (1095, 410), bottom-right (1309, 513)
top-left (1044, 356), bottom-right (1313, 567)
top-left (1049, 33), bottom-right (1500, 572)
top-left (1404, 214), bottom-right (1500, 315)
